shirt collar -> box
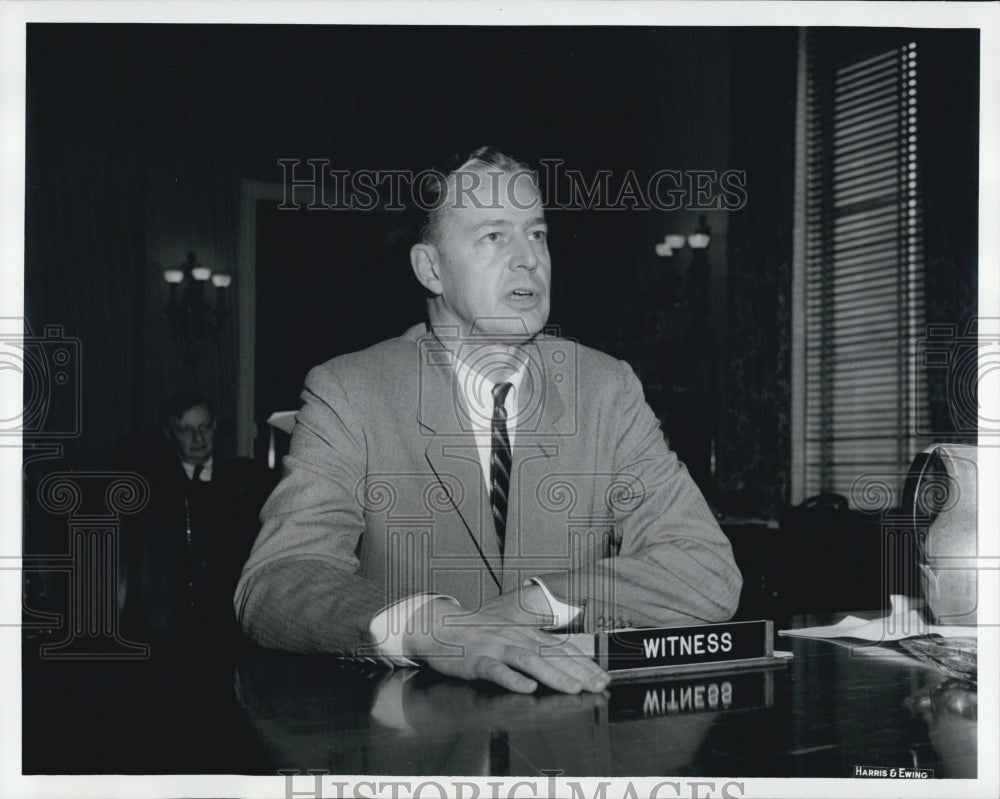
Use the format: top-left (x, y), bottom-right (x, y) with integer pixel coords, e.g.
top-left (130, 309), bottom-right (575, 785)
top-left (452, 348), bottom-right (528, 428)
top-left (181, 456), bottom-right (213, 481)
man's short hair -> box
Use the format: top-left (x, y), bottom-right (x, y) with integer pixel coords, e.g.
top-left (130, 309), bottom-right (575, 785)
top-left (418, 146), bottom-right (537, 246)
top-left (164, 391), bottom-right (213, 426)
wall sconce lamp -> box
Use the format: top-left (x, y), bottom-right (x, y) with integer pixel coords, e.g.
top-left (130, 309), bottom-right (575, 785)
top-left (655, 215), bottom-right (712, 257)
top-left (163, 252), bottom-right (232, 358)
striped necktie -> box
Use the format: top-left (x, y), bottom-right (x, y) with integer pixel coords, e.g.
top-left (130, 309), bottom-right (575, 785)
top-left (490, 382), bottom-right (513, 559)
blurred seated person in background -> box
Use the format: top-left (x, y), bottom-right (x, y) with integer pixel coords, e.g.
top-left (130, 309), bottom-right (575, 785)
top-left (236, 146), bottom-right (742, 693)
top-left (119, 391), bottom-right (268, 654)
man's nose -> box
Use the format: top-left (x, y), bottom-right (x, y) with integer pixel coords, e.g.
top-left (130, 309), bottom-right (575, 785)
top-left (510, 234), bottom-right (539, 271)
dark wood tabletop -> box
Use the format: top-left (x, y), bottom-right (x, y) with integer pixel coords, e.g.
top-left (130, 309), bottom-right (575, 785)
top-left (22, 613), bottom-right (977, 779)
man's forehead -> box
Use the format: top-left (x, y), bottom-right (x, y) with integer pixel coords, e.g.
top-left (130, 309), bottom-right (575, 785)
top-left (173, 404), bottom-right (213, 424)
top-left (446, 167), bottom-right (544, 216)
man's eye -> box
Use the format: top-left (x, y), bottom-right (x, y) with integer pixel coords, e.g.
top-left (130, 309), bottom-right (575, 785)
top-left (529, 230), bottom-right (548, 242)
top-left (484, 231), bottom-right (502, 243)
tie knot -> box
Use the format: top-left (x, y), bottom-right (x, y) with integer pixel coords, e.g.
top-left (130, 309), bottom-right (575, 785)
top-left (492, 381), bottom-right (513, 408)
top-left (191, 464), bottom-right (204, 482)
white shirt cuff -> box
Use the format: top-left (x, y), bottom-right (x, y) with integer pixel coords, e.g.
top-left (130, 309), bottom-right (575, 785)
top-left (525, 577), bottom-right (582, 630)
top-left (368, 592), bottom-right (459, 667)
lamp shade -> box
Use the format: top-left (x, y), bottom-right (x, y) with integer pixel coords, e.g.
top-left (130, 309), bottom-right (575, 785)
top-left (688, 233), bottom-right (710, 250)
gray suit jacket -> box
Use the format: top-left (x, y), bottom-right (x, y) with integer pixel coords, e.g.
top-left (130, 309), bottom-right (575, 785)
top-left (235, 324), bottom-right (741, 654)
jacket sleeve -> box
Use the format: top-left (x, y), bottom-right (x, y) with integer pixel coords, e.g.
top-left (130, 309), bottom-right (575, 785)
top-left (234, 366), bottom-right (386, 655)
top-left (536, 360), bottom-right (742, 631)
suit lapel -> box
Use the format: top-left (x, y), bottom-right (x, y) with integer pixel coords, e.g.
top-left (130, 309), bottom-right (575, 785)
top-left (417, 334), bottom-right (503, 590)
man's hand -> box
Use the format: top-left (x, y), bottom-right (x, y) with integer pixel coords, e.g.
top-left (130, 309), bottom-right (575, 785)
top-left (401, 598), bottom-right (609, 694)
top-left (479, 583), bottom-right (554, 627)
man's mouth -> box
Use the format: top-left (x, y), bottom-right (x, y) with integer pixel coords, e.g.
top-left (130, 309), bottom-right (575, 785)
top-left (508, 288), bottom-right (536, 298)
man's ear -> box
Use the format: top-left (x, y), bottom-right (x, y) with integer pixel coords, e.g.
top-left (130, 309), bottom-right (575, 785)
top-left (410, 243), bottom-right (443, 296)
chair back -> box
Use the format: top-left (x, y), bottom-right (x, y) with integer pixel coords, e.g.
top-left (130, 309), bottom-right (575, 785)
top-left (903, 444), bottom-right (978, 626)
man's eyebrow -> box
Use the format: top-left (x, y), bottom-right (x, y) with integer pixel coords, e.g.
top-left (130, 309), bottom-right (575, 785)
top-left (471, 219), bottom-right (514, 231)
top-left (469, 216), bottom-right (547, 232)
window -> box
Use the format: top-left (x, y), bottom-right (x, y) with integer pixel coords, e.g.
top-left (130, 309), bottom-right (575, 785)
top-left (793, 32), bottom-right (927, 507)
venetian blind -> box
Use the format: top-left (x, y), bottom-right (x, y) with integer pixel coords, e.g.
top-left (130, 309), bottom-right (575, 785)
top-left (801, 40), bottom-right (928, 506)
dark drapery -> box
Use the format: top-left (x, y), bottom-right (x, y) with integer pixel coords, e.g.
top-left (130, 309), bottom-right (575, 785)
top-left (717, 28), bottom-right (798, 515)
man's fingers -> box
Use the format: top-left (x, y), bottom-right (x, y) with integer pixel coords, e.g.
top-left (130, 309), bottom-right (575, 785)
top-left (473, 645), bottom-right (590, 695)
top-left (547, 657), bottom-right (609, 693)
top-left (534, 638), bottom-right (610, 692)
top-left (501, 631), bottom-right (609, 692)
top-left (477, 657), bottom-right (538, 694)
top-left (414, 603), bottom-right (611, 693)
top-left (471, 630), bottom-right (610, 693)
top-left (496, 645), bottom-right (598, 694)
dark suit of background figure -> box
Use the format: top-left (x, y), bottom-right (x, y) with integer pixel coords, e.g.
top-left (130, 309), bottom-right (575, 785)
top-left (120, 439), bottom-right (268, 652)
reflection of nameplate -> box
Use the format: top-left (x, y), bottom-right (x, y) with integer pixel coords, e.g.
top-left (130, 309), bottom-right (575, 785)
top-left (607, 668), bottom-right (775, 721)
top-left (571, 620), bottom-right (783, 680)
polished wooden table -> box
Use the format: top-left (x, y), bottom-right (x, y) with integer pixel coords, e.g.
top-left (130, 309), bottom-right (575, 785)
top-left (22, 613), bottom-right (976, 779)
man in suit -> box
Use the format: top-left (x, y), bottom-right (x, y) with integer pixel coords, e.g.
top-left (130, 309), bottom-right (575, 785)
top-left (120, 392), bottom-right (265, 651)
top-left (236, 147), bottom-right (742, 693)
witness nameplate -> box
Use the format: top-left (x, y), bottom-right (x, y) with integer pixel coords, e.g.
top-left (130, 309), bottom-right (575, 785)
top-left (570, 620), bottom-right (783, 680)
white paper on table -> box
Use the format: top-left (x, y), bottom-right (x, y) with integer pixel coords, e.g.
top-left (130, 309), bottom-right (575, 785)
top-left (778, 594), bottom-right (977, 642)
